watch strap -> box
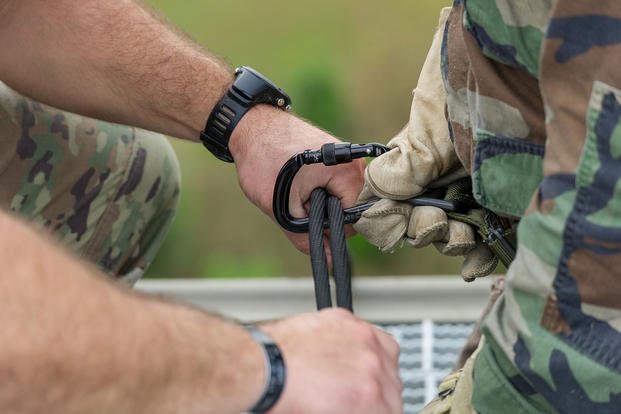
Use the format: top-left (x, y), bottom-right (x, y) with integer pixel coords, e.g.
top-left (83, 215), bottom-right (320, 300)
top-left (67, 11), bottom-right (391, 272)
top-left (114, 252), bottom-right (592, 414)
top-left (201, 67), bottom-right (292, 162)
top-left (200, 89), bottom-right (250, 163)
top-left (246, 325), bottom-right (286, 413)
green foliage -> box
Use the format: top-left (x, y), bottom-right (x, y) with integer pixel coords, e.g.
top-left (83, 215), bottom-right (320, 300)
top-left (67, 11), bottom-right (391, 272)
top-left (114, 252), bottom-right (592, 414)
top-left (145, 0), bottom-right (460, 279)
top-left (290, 66), bottom-right (348, 136)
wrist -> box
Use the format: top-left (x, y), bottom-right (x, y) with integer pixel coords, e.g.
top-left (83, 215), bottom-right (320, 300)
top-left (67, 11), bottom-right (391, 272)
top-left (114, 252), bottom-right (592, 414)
top-left (228, 104), bottom-right (291, 161)
top-left (145, 302), bottom-right (266, 414)
top-left (200, 66), bottom-right (291, 162)
top-left (189, 71), bottom-right (234, 138)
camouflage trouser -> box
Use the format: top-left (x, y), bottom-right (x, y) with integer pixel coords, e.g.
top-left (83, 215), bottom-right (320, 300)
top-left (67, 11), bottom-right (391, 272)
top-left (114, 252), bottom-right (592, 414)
top-left (0, 82), bottom-right (181, 284)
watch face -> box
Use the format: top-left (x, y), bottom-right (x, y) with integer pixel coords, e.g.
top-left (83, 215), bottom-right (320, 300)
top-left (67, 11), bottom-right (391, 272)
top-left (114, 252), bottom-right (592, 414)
top-left (234, 67), bottom-right (291, 108)
top-left (234, 71), bottom-right (268, 99)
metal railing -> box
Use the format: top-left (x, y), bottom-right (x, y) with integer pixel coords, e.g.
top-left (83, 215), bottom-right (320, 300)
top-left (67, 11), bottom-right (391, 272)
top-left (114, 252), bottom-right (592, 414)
top-left (137, 276), bottom-right (491, 322)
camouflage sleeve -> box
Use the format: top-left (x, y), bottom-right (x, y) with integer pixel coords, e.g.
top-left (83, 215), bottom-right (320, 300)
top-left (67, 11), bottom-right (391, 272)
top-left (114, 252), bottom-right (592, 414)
top-left (469, 1), bottom-right (621, 412)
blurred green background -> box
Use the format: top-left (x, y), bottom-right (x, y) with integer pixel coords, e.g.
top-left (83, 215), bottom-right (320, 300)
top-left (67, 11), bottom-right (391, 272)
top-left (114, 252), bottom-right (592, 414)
top-left (144, 0), bottom-right (464, 279)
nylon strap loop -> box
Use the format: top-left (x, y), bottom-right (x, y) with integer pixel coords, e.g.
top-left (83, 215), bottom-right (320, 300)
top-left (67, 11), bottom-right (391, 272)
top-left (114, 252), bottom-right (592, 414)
top-left (443, 179), bottom-right (517, 268)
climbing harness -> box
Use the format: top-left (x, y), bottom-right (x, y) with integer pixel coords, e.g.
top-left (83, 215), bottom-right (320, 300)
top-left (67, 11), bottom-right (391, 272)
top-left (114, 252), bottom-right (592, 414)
top-left (272, 142), bottom-right (518, 310)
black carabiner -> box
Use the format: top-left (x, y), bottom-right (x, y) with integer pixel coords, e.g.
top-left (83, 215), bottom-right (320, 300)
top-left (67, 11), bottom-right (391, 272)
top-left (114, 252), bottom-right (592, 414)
top-left (272, 142), bottom-right (469, 233)
top-left (273, 142), bottom-right (387, 233)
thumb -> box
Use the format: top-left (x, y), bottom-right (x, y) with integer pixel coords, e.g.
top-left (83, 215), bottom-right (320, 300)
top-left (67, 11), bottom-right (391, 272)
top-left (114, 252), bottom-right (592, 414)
top-left (365, 145), bottom-right (429, 200)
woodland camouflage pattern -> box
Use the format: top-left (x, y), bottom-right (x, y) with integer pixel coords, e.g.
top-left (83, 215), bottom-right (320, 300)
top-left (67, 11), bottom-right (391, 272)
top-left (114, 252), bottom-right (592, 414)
top-left (0, 82), bottom-right (180, 284)
top-left (442, 0), bottom-right (621, 412)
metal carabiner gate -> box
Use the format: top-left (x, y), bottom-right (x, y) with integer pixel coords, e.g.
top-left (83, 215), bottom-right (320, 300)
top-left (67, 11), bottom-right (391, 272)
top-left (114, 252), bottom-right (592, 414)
top-left (272, 142), bottom-right (468, 234)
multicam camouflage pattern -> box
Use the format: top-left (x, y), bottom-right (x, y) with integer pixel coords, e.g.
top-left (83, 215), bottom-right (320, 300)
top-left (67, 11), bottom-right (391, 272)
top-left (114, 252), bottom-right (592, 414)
top-left (440, 0), bottom-right (621, 412)
top-left (0, 82), bottom-right (180, 284)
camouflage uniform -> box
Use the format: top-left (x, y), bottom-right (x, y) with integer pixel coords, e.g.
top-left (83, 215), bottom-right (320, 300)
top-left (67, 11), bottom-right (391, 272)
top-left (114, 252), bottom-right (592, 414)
top-left (0, 82), bottom-right (181, 284)
top-left (441, 0), bottom-right (621, 412)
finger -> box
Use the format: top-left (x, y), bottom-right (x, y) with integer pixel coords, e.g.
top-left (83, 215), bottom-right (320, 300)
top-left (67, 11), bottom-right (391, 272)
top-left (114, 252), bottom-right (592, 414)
top-left (373, 328), bottom-right (403, 409)
top-left (384, 384), bottom-right (405, 414)
top-left (377, 360), bottom-right (404, 414)
top-left (356, 179), bottom-right (380, 204)
top-left (406, 206), bottom-right (448, 247)
top-left (354, 199), bottom-right (411, 252)
top-left (435, 220), bottom-right (476, 256)
top-left (324, 158), bottom-right (366, 206)
top-left (373, 326), bottom-right (401, 365)
top-left (285, 231), bottom-right (311, 255)
top-left (288, 163), bottom-right (339, 219)
top-left (381, 358), bottom-right (404, 395)
top-left (461, 243), bottom-right (498, 281)
top-left (344, 223), bottom-right (357, 238)
top-left (365, 145), bottom-right (426, 200)
top-left (369, 330), bottom-right (403, 414)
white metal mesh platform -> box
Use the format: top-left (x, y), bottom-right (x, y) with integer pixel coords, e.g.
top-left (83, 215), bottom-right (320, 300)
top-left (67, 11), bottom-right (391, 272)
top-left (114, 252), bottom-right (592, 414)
top-left (382, 321), bottom-right (473, 413)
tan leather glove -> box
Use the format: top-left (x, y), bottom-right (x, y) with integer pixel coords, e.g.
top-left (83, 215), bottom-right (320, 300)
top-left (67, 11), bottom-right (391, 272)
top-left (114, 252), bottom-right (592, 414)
top-left (353, 7), bottom-right (497, 281)
top-left (417, 338), bottom-right (483, 414)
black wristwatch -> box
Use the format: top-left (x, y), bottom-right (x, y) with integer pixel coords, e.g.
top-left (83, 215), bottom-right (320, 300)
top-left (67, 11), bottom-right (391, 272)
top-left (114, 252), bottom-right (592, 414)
top-left (200, 66), bottom-right (292, 162)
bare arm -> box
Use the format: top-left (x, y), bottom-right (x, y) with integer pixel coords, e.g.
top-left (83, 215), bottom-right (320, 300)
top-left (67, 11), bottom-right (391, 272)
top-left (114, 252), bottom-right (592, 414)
top-left (0, 0), bottom-right (228, 141)
top-left (0, 211), bottom-right (402, 413)
top-left (0, 2), bottom-right (401, 412)
top-left (0, 211), bottom-right (267, 414)
top-left (0, 0), bottom-right (365, 253)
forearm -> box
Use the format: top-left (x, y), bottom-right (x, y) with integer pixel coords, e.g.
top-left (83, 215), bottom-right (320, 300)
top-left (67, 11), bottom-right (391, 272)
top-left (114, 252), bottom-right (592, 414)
top-left (0, 212), bottom-right (263, 414)
top-left (0, 0), bottom-right (366, 254)
top-left (0, 0), bottom-right (230, 141)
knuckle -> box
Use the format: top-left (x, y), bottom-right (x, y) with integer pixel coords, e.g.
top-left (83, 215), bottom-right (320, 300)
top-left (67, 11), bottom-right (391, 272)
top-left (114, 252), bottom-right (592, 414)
top-left (356, 323), bottom-right (379, 344)
top-left (359, 378), bottom-right (384, 406)
top-left (320, 307), bottom-right (353, 320)
top-left (342, 370), bottom-right (400, 412)
top-left (387, 337), bottom-right (401, 360)
top-left (339, 381), bottom-right (380, 411)
top-left (344, 376), bottom-right (380, 400)
top-left (362, 350), bottom-right (384, 376)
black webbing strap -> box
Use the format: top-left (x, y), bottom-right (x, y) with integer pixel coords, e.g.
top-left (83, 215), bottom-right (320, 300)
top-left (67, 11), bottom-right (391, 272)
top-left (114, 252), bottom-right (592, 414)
top-left (443, 179), bottom-right (517, 268)
top-left (308, 188), bottom-right (353, 312)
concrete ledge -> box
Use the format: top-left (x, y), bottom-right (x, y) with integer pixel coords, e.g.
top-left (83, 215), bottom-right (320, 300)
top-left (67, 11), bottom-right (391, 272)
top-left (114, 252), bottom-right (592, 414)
top-left (137, 276), bottom-right (494, 323)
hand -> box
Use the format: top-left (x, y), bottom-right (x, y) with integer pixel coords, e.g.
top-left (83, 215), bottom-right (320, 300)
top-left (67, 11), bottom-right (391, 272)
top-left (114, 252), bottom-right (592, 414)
top-left (261, 309), bottom-right (403, 414)
top-left (354, 177), bottom-right (498, 281)
top-left (352, 7), bottom-right (497, 281)
top-left (230, 105), bottom-right (365, 254)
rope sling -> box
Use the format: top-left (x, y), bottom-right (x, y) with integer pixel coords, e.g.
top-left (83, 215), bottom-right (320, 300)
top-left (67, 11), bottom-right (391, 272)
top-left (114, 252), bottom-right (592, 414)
top-left (308, 188), bottom-right (353, 311)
